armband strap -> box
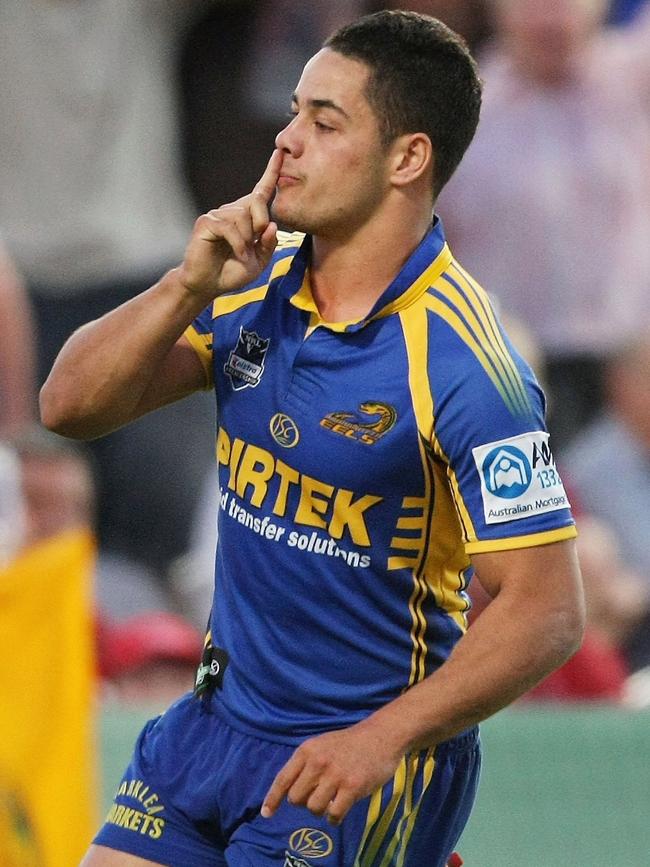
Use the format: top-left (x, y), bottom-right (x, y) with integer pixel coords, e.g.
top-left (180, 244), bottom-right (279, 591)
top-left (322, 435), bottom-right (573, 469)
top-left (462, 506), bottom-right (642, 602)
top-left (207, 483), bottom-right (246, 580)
top-left (194, 639), bottom-right (229, 698)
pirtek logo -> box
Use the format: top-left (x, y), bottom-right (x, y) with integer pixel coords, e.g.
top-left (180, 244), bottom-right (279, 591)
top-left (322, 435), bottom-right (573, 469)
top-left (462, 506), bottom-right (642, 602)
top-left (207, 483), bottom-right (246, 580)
top-left (217, 427), bottom-right (382, 547)
top-left (288, 827), bottom-right (334, 858)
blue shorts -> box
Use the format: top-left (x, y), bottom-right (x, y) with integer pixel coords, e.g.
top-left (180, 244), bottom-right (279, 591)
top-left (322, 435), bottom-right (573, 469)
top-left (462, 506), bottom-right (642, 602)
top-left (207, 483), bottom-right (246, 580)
top-left (95, 692), bottom-right (480, 867)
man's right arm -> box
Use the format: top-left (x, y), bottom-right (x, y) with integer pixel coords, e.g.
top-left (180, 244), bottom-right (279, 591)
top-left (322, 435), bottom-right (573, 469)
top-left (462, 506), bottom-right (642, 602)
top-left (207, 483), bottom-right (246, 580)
top-left (39, 271), bottom-right (212, 439)
top-left (40, 150), bottom-right (282, 440)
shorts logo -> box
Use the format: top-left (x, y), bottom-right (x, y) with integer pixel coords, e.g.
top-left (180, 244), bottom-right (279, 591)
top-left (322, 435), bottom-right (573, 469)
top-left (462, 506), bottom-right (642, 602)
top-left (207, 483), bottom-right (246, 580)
top-left (320, 401), bottom-right (396, 445)
top-left (482, 446), bottom-right (532, 499)
top-left (473, 432), bottom-right (570, 525)
top-left (270, 413), bottom-right (300, 448)
top-left (288, 827), bottom-right (334, 858)
top-left (224, 326), bottom-right (270, 391)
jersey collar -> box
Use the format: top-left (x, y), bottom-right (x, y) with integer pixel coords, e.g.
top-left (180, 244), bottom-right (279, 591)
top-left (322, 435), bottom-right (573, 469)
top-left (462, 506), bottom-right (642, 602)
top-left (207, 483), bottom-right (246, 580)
top-left (277, 217), bottom-right (452, 333)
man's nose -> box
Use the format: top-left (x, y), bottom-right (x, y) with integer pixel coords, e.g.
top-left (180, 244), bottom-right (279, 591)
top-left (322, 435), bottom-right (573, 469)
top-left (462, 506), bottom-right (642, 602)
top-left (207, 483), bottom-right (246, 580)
top-left (275, 115), bottom-right (303, 157)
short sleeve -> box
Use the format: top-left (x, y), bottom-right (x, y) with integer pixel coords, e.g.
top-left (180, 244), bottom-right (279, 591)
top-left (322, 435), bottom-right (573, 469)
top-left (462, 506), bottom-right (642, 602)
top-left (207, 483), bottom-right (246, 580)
top-left (184, 303), bottom-right (214, 390)
top-left (429, 315), bottom-right (576, 554)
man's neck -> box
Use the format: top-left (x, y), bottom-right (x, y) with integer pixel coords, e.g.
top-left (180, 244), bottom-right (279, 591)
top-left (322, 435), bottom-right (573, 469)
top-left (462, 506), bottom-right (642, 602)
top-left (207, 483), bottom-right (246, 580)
top-left (308, 208), bottom-right (433, 324)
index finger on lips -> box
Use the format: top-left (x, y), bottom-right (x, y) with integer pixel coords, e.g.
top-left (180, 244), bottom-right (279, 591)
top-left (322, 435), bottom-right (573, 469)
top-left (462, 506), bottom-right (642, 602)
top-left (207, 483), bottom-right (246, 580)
top-left (253, 149), bottom-right (283, 202)
top-left (250, 150), bottom-right (282, 233)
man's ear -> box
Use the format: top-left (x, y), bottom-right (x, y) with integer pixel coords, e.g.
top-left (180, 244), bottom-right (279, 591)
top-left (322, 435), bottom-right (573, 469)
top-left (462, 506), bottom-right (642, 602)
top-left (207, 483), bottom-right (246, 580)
top-left (389, 133), bottom-right (434, 189)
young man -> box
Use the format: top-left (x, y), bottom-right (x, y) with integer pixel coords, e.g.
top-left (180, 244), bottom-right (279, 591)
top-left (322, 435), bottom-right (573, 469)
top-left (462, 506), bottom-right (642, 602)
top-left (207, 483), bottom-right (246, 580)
top-left (41, 11), bottom-right (584, 867)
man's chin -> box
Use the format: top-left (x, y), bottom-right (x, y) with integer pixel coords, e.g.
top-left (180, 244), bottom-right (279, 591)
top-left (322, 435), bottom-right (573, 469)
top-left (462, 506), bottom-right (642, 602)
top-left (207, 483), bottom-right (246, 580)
top-left (271, 204), bottom-right (307, 234)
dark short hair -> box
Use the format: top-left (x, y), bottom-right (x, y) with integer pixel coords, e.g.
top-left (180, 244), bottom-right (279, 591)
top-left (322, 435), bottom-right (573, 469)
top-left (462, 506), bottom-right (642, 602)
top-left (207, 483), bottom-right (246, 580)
top-left (325, 10), bottom-right (482, 198)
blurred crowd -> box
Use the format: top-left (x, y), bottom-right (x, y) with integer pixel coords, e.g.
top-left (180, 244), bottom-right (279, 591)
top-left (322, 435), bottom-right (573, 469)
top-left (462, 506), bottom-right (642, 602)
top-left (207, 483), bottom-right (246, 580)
top-left (1, 0), bottom-right (650, 709)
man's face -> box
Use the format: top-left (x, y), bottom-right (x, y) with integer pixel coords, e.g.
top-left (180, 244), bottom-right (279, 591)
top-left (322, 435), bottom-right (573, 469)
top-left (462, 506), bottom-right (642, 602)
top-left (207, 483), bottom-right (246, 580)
top-left (272, 48), bottom-right (392, 238)
top-left (493, 0), bottom-right (608, 85)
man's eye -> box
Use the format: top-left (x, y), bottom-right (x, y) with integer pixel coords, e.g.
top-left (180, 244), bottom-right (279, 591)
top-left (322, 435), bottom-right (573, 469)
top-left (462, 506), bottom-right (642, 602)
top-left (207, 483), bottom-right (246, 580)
top-left (315, 122), bottom-right (334, 132)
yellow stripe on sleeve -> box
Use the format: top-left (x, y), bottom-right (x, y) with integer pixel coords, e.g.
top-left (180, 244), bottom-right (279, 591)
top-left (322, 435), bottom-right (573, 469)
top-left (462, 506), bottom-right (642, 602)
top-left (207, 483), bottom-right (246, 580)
top-left (183, 326), bottom-right (214, 389)
top-left (465, 524), bottom-right (577, 555)
top-left (212, 285), bottom-right (270, 318)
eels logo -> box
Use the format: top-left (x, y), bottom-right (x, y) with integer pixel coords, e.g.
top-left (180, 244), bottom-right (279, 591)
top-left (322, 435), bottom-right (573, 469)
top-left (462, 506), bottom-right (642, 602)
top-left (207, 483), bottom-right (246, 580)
top-left (288, 827), bottom-right (334, 858)
top-left (270, 413), bottom-right (300, 448)
top-left (321, 401), bottom-right (397, 445)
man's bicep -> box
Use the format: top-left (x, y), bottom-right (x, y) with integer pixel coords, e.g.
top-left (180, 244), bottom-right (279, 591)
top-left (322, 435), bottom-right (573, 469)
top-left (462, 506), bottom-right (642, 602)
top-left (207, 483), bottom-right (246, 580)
top-left (135, 336), bottom-right (211, 415)
top-left (471, 539), bottom-right (583, 609)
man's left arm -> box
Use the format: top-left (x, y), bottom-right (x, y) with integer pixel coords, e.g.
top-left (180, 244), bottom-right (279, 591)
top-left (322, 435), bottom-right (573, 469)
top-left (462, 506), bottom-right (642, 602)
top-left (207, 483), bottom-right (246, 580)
top-left (262, 538), bottom-right (584, 824)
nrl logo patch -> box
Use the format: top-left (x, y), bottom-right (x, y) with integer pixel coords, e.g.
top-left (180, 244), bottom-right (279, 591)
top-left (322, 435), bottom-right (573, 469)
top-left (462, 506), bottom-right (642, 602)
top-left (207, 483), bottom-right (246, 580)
top-left (321, 401), bottom-right (397, 445)
top-left (224, 326), bottom-right (270, 391)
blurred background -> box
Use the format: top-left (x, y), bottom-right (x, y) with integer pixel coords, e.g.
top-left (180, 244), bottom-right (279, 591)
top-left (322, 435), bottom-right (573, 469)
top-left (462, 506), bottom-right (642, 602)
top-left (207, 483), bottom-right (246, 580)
top-left (1, 1), bottom-right (649, 864)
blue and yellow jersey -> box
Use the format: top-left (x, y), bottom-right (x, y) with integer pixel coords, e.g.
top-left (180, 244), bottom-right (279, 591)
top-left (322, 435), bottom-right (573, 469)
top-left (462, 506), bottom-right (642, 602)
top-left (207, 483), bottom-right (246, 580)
top-left (184, 219), bottom-right (576, 742)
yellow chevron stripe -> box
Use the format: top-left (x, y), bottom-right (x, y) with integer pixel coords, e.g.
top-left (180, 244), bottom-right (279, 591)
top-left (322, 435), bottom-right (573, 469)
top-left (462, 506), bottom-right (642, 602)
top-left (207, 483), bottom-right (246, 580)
top-left (387, 555), bottom-right (419, 570)
top-left (378, 754), bottom-right (419, 867)
top-left (395, 749), bottom-right (437, 866)
top-left (396, 517), bottom-right (425, 531)
top-left (423, 294), bottom-right (518, 416)
top-left (448, 263), bottom-right (530, 415)
top-left (358, 757), bottom-right (408, 866)
top-left (390, 536), bottom-right (423, 551)
top-left (353, 787), bottom-right (383, 867)
top-left (434, 269), bottom-right (528, 416)
top-left (402, 497), bottom-right (426, 509)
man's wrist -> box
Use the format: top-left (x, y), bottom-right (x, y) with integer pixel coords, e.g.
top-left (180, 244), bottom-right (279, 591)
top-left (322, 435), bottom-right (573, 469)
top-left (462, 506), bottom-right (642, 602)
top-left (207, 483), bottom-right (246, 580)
top-left (159, 267), bottom-right (218, 315)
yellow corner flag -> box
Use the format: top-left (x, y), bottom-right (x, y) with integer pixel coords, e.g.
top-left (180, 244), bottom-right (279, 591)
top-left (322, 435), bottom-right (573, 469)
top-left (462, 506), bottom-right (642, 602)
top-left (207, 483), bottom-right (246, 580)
top-left (0, 528), bottom-right (97, 866)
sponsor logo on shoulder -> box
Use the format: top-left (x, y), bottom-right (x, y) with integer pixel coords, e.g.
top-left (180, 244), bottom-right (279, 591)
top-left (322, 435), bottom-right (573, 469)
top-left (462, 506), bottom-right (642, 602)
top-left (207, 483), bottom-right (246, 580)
top-left (224, 326), bottom-right (270, 390)
top-left (473, 432), bottom-right (570, 524)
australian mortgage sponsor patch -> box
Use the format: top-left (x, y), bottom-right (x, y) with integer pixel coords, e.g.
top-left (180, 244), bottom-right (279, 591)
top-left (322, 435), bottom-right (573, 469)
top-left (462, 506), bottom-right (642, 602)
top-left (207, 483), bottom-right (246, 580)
top-left (472, 431), bottom-right (570, 525)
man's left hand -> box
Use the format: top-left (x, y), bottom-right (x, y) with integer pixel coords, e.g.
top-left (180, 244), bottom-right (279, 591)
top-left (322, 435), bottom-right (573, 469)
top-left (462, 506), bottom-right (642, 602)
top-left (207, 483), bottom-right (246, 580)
top-left (261, 720), bottom-right (404, 825)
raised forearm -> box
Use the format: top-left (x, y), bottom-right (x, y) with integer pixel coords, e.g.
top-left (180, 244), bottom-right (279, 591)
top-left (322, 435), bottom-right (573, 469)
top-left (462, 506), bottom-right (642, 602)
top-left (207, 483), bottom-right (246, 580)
top-left (39, 269), bottom-right (206, 439)
top-left (40, 151), bottom-right (283, 441)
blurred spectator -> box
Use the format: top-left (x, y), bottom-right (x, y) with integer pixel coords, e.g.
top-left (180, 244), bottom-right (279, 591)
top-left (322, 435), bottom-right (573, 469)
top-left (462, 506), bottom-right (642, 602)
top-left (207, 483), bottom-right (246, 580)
top-left (0, 0), bottom-right (215, 577)
top-left (0, 443), bottom-right (26, 567)
top-left (0, 243), bottom-right (36, 436)
top-left (562, 329), bottom-right (650, 587)
top-left (11, 425), bottom-right (95, 549)
top-left (439, 0), bottom-right (650, 450)
top-left (367, 1), bottom-right (493, 52)
top-left (562, 329), bottom-right (650, 672)
top-left (573, 515), bottom-right (648, 649)
top-left (0, 427), bottom-right (99, 862)
top-left (524, 514), bottom-right (647, 702)
top-left (608, 0), bottom-right (648, 25)
top-left (98, 611), bottom-right (202, 708)
top-left (11, 424), bottom-right (181, 619)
